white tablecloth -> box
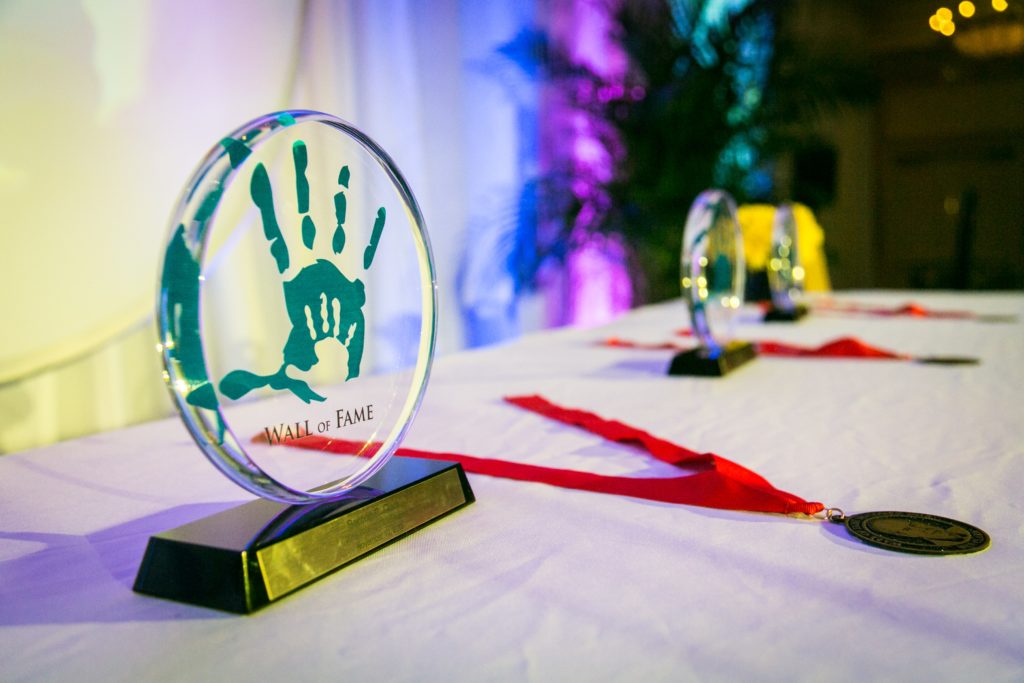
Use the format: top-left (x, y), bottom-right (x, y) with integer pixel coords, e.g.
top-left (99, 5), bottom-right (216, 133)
top-left (2, 291), bottom-right (1022, 682)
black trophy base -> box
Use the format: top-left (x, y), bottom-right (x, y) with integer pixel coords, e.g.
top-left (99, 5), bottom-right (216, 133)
top-left (134, 457), bottom-right (474, 614)
top-left (667, 341), bottom-right (757, 377)
top-left (763, 304), bottom-right (809, 322)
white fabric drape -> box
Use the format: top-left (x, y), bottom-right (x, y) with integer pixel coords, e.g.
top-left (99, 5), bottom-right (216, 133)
top-left (0, 0), bottom-right (534, 452)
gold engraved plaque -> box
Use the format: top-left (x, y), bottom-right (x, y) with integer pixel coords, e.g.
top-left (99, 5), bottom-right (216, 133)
top-left (134, 457), bottom-right (474, 613)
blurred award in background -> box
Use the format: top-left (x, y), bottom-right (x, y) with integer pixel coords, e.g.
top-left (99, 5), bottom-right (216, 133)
top-left (669, 189), bottom-right (756, 377)
top-left (764, 203), bottom-right (808, 322)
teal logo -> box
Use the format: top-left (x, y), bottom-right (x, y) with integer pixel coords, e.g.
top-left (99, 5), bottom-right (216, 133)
top-left (218, 139), bottom-right (386, 404)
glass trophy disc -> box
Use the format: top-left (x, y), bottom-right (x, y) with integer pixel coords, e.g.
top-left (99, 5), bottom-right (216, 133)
top-left (767, 203), bottom-right (804, 312)
top-left (158, 111), bottom-right (436, 504)
top-left (680, 190), bottom-right (745, 352)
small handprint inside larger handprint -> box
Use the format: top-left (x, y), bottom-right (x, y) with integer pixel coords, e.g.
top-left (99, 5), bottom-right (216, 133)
top-left (219, 140), bottom-right (387, 404)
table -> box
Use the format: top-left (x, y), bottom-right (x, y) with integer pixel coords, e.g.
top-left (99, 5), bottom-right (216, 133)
top-left (2, 291), bottom-right (1022, 682)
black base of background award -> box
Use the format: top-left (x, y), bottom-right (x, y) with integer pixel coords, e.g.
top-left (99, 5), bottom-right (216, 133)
top-left (667, 340), bottom-right (757, 377)
top-left (134, 457), bottom-right (474, 614)
top-left (763, 304), bottom-right (808, 322)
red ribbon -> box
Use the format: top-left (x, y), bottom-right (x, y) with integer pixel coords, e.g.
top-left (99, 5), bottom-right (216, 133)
top-left (605, 335), bottom-right (907, 360)
top-left (815, 301), bottom-right (973, 319)
top-left (276, 395), bottom-right (824, 516)
top-left (605, 337), bottom-right (687, 352)
top-left (754, 337), bottom-right (905, 359)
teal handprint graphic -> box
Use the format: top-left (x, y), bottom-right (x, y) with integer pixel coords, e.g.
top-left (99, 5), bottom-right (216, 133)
top-left (219, 140), bottom-right (386, 404)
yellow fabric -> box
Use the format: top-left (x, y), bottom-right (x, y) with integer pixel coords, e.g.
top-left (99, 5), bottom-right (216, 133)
top-left (737, 203), bottom-right (831, 292)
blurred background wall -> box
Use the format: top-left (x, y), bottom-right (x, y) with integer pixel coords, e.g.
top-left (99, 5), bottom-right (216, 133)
top-left (779, 0), bottom-right (1024, 291)
top-left (2, 0), bottom-right (1022, 453)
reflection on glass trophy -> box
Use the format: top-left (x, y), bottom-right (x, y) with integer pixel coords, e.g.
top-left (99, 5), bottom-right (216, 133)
top-left (763, 203), bottom-right (808, 322)
top-left (134, 111), bottom-right (474, 613)
top-left (668, 189), bottom-right (757, 377)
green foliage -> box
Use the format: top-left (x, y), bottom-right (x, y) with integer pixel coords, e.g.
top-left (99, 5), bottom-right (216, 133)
top-left (611, 0), bottom-right (774, 301)
top-left (609, 0), bottom-right (877, 302)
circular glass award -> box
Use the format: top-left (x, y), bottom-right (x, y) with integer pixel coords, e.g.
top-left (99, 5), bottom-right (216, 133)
top-left (767, 203), bottom-right (804, 313)
top-left (158, 110), bottom-right (436, 504)
top-left (680, 190), bottom-right (745, 352)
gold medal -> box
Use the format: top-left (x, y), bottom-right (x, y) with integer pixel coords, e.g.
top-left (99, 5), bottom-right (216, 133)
top-left (831, 510), bottom-right (990, 555)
